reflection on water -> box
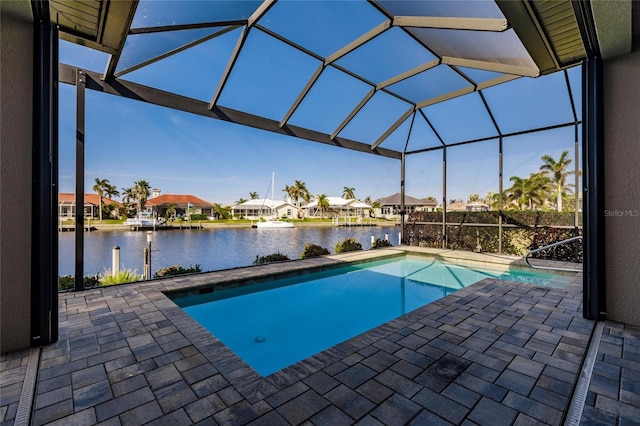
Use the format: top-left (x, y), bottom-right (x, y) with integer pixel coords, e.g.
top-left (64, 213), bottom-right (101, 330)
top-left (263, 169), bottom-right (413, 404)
top-left (58, 226), bottom-right (399, 276)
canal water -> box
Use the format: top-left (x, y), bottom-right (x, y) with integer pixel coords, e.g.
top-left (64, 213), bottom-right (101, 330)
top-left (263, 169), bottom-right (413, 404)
top-left (58, 225), bottom-right (399, 277)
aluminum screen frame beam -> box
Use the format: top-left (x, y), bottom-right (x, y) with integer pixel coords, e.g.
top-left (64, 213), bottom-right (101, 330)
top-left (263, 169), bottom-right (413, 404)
top-left (324, 19), bottom-right (391, 65)
top-left (582, 58), bottom-right (606, 321)
top-left (442, 56), bottom-right (540, 77)
top-left (31, 9), bottom-right (59, 346)
top-left (115, 24), bottom-right (242, 78)
top-left (59, 64), bottom-right (402, 160)
top-left (393, 16), bottom-right (510, 32)
top-left (208, 0), bottom-right (275, 110)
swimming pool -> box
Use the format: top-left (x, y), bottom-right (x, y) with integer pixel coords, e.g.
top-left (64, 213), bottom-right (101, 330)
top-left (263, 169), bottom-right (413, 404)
top-left (172, 255), bottom-right (571, 376)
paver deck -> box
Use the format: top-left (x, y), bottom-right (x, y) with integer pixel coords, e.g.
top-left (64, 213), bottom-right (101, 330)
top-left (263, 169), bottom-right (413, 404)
top-left (2, 247), bottom-right (639, 425)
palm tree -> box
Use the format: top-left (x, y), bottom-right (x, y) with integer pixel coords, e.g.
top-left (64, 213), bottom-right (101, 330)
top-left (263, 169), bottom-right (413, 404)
top-left (133, 180), bottom-right (151, 215)
top-left (249, 191), bottom-right (259, 200)
top-left (293, 180), bottom-right (310, 206)
top-left (104, 183), bottom-right (119, 200)
top-left (540, 150), bottom-right (574, 212)
top-left (343, 186), bottom-right (356, 199)
top-left (92, 178), bottom-right (109, 221)
top-left (235, 198), bottom-right (247, 205)
top-left (166, 202), bottom-right (177, 223)
top-left (364, 196), bottom-right (373, 205)
top-left (467, 193), bottom-right (480, 203)
top-left (315, 194), bottom-right (330, 219)
top-left (505, 172), bottom-right (550, 210)
top-left (121, 187), bottom-right (135, 217)
top-left (282, 184), bottom-right (295, 202)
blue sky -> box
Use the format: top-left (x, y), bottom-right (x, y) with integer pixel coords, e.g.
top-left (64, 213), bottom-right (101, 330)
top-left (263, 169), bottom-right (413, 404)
top-left (58, 3), bottom-right (581, 206)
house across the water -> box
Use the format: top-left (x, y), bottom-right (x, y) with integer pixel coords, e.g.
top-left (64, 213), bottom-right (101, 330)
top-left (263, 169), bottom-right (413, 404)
top-left (146, 191), bottom-right (214, 219)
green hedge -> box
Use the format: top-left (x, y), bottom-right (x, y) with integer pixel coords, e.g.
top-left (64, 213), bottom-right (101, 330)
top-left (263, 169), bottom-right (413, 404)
top-left (404, 211), bottom-right (582, 262)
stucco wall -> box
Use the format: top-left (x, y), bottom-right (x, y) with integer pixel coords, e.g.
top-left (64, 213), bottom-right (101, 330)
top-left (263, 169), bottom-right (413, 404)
top-left (1, 2), bottom-right (33, 352)
top-left (603, 49), bottom-right (640, 326)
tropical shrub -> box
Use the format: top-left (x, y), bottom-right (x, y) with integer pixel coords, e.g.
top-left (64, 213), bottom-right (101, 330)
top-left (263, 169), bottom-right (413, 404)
top-left (253, 252), bottom-right (290, 265)
top-left (300, 243), bottom-right (330, 259)
top-left (154, 264), bottom-right (202, 278)
top-left (371, 238), bottom-right (392, 249)
top-left (335, 238), bottom-right (362, 253)
top-left (189, 214), bottom-right (208, 221)
top-left (101, 268), bottom-right (141, 285)
top-left (57, 274), bottom-right (101, 291)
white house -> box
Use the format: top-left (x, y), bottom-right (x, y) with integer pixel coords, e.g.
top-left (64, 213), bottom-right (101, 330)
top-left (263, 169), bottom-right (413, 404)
top-left (305, 197), bottom-right (372, 218)
top-left (231, 199), bottom-right (298, 220)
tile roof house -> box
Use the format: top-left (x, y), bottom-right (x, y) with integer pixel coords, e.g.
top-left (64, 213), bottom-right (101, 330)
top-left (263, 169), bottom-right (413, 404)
top-left (145, 193), bottom-right (214, 218)
top-left (58, 193), bottom-right (122, 219)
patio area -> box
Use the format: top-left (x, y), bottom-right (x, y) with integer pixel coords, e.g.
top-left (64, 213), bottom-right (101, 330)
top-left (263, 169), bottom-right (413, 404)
top-left (2, 248), bottom-right (639, 425)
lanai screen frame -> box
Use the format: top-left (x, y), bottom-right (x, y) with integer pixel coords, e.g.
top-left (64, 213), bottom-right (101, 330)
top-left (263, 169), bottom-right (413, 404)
top-left (58, 62), bottom-right (582, 281)
top-left (38, 0), bottom-right (607, 349)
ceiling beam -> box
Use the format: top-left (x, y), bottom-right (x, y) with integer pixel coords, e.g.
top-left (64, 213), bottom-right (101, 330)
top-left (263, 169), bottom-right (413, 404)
top-left (376, 59), bottom-right (440, 90)
top-left (115, 25), bottom-right (242, 78)
top-left (415, 73), bottom-right (519, 109)
top-left (417, 86), bottom-right (474, 109)
top-left (393, 16), bottom-right (509, 32)
top-left (371, 106), bottom-right (415, 150)
top-left (248, 0), bottom-right (277, 28)
top-left (208, 26), bottom-right (249, 110)
top-left (129, 20), bottom-right (246, 35)
top-left (59, 64), bottom-right (402, 160)
top-left (279, 63), bottom-right (325, 128)
top-left (331, 88), bottom-right (375, 140)
top-left (324, 19), bottom-right (391, 65)
top-left (442, 56), bottom-right (539, 77)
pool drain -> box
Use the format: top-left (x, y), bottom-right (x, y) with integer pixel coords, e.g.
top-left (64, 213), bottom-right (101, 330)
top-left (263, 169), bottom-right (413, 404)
top-left (254, 336), bottom-right (266, 343)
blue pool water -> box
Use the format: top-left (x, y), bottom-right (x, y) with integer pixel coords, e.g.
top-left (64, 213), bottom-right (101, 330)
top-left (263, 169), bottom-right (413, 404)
top-left (173, 256), bottom-right (571, 376)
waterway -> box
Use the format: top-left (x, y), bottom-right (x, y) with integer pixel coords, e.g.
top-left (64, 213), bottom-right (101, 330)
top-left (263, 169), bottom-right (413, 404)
top-left (58, 225), bottom-right (399, 277)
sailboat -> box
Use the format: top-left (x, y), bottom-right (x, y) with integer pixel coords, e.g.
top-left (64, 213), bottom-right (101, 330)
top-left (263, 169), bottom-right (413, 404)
top-left (255, 173), bottom-right (294, 229)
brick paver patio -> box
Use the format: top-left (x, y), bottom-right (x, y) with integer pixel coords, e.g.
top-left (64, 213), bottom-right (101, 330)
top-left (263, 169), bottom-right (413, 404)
top-left (2, 248), bottom-right (639, 425)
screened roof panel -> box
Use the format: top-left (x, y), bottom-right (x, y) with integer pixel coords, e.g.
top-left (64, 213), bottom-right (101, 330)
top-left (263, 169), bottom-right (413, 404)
top-left (387, 66), bottom-right (471, 104)
top-left (377, 1), bottom-right (505, 19)
top-left (482, 71), bottom-right (575, 134)
top-left (124, 28), bottom-right (241, 102)
top-left (116, 27), bottom-right (233, 75)
top-left (338, 91), bottom-right (412, 145)
top-left (56, 0), bottom-right (586, 161)
top-left (422, 92), bottom-right (497, 144)
top-left (409, 27), bottom-right (538, 73)
top-left (218, 29), bottom-right (322, 121)
top-left (376, 116), bottom-right (413, 152)
top-left (405, 115), bottom-right (443, 152)
top-left (288, 68), bottom-right (373, 135)
top-left (131, 0), bottom-right (261, 29)
top-left (259, 1), bottom-right (386, 58)
top-left (335, 27), bottom-right (438, 85)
